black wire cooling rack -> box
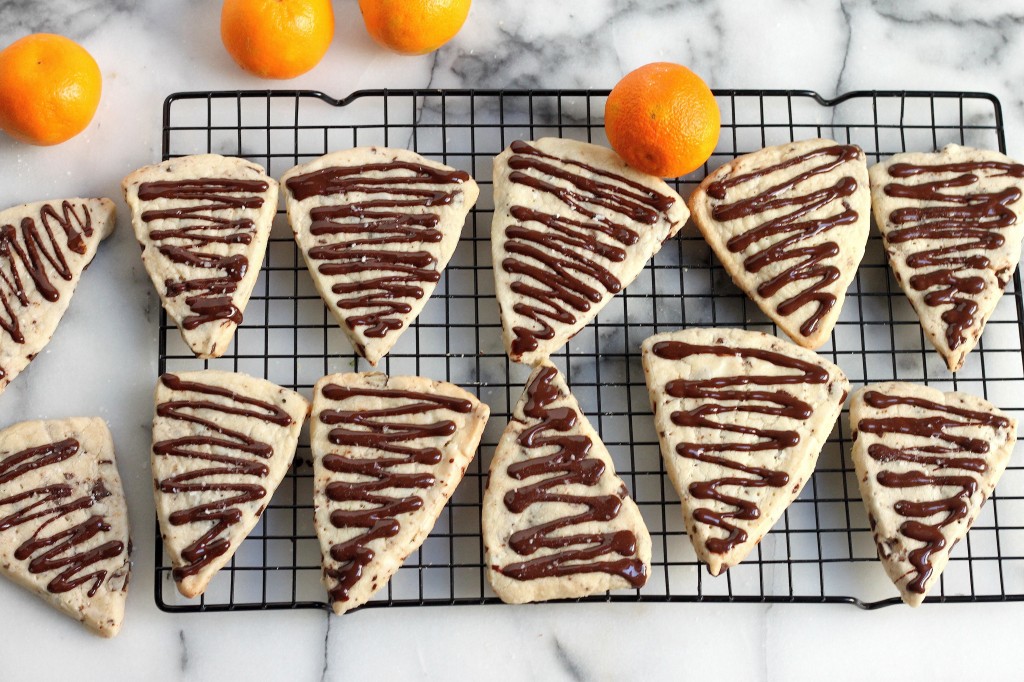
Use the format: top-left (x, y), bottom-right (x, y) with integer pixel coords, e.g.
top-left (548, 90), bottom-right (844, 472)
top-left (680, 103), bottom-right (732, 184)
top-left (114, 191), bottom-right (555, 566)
top-left (154, 88), bottom-right (1024, 612)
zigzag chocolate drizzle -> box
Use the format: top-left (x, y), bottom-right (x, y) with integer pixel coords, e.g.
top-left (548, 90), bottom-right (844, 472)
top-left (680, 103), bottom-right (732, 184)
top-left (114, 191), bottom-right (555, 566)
top-left (705, 143), bottom-right (862, 338)
top-left (881, 159), bottom-right (1024, 351)
top-left (316, 382), bottom-right (473, 605)
top-left (0, 438), bottom-right (125, 596)
top-left (498, 365), bottom-right (646, 586)
top-left (500, 140), bottom-right (677, 358)
top-left (153, 373), bottom-right (292, 581)
top-left (286, 160), bottom-right (471, 339)
top-left (651, 340), bottom-right (830, 555)
top-left (137, 178), bottom-right (269, 330)
top-left (857, 389), bottom-right (1010, 594)
top-left (0, 200), bottom-right (95, 350)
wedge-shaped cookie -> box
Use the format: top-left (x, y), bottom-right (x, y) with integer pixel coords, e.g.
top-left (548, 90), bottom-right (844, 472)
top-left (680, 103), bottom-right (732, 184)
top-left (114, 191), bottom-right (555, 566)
top-left (492, 138), bottom-right (688, 366)
top-left (689, 139), bottom-right (870, 349)
top-left (851, 382), bottom-right (1016, 606)
top-left (483, 362), bottom-right (651, 603)
top-left (0, 198), bottom-right (115, 396)
top-left (0, 418), bottom-right (130, 637)
top-left (642, 328), bottom-right (848, 575)
top-left (123, 154), bottom-right (279, 359)
top-left (283, 148), bottom-right (478, 365)
top-left (870, 145), bottom-right (1024, 371)
top-left (152, 370), bottom-right (308, 598)
top-left (312, 372), bottom-right (488, 614)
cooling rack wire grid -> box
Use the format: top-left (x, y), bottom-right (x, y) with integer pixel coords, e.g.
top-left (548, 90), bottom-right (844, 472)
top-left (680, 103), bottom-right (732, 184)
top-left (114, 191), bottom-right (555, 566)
top-left (155, 89), bottom-right (1024, 611)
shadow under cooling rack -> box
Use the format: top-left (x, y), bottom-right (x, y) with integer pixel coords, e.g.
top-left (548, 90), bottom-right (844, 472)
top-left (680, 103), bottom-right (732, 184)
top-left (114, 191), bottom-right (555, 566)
top-left (155, 89), bottom-right (1024, 613)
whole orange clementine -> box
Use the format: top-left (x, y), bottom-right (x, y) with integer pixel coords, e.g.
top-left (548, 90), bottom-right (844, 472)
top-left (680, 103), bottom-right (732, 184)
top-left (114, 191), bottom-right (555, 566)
top-left (221, 0), bottom-right (334, 79)
top-left (358, 0), bottom-right (471, 56)
top-left (605, 62), bottom-right (720, 178)
top-left (0, 34), bottom-right (102, 146)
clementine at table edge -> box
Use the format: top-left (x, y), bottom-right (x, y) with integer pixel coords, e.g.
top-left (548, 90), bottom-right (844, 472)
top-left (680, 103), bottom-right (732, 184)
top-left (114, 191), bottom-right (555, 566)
top-left (358, 0), bottom-right (471, 56)
top-left (221, 0), bottom-right (335, 79)
top-left (0, 33), bottom-right (102, 146)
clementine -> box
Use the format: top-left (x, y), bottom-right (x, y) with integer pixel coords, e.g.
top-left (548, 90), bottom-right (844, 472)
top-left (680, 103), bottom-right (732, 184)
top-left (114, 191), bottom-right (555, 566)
top-left (0, 33), bottom-right (102, 146)
top-left (221, 0), bottom-right (334, 79)
top-left (605, 62), bottom-right (720, 178)
top-left (358, 0), bottom-right (471, 56)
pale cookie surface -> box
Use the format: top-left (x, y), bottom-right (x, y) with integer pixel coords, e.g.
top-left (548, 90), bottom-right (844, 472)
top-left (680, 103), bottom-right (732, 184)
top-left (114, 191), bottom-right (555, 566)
top-left (688, 139), bottom-right (870, 349)
top-left (0, 198), bottom-right (115, 396)
top-left (122, 154), bottom-right (279, 359)
top-left (0, 417), bottom-right (130, 637)
top-left (491, 138), bottom-right (688, 366)
top-left (152, 370), bottom-right (308, 599)
top-left (641, 328), bottom-right (848, 576)
top-left (311, 372), bottom-right (488, 614)
top-left (869, 144), bottom-right (1024, 372)
top-left (282, 148), bottom-right (478, 365)
top-left (850, 381), bottom-right (1016, 606)
top-left (482, 362), bottom-right (652, 603)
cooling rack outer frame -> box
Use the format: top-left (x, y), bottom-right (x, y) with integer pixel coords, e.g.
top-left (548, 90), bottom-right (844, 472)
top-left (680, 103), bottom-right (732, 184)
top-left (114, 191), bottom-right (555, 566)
top-left (153, 88), bottom-right (1024, 613)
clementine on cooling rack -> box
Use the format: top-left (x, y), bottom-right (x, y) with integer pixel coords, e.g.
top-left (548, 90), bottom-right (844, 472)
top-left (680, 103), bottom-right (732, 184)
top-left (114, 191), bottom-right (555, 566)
top-left (0, 33), bottom-right (102, 146)
top-left (221, 0), bottom-right (335, 79)
top-left (358, 0), bottom-right (471, 55)
top-left (605, 62), bottom-right (721, 177)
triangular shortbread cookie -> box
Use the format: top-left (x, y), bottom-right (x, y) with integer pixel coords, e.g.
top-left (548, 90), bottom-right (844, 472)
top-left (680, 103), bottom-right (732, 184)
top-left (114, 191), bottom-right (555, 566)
top-left (689, 139), bottom-right (870, 349)
top-left (851, 382), bottom-right (1016, 606)
top-left (312, 372), bottom-right (488, 614)
top-left (0, 198), bottom-right (115, 395)
top-left (491, 138), bottom-right (688, 366)
top-left (641, 328), bottom-right (848, 575)
top-left (282, 148), bottom-right (478, 365)
top-left (0, 418), bottom-right (130, 637)
top-left (152, 370), bottom-right (308, 598)
top-left (869, 145), bottom-right (1024, 371)
top-left (482, 362), bottom-right (651, 603)
top-left (123, 154), bottom-right (279, 359)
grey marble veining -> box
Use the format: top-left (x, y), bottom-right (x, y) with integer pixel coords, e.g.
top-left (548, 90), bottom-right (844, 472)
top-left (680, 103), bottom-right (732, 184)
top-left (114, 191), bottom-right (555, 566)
top-left (1, 1), bottom-right (1024, 680)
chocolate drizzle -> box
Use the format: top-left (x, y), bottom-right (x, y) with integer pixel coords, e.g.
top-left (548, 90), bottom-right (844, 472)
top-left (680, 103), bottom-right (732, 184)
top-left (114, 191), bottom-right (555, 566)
top-left (500, 140), bottom-right (677, 357)
top-left (0, 201), bottom-right (95, 350)
top-left (651, 340), bottom-right (830, 555)
top-left (153, 373), bottom-right (292, 581)
top-left (0, 438), bottom-right (125, 596)
top-left (316, 382), bottom-right (473, 604)
top-left (705, 144), bottom-right (862, 338)
top-left (882, 158), bottom-right (1024, 352)
top-left (498, 365), bottom-right (646, 586)
top-left (137, 177), bottom-right (269, 330)
top-left (857, 389), bottom-right (1010, 594)
top-left (286, 159), bottom-right (471, 339)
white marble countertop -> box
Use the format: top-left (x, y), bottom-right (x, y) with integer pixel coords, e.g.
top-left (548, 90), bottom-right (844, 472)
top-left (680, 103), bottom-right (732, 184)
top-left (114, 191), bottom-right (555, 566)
top-left (2, 1), bottom-right (1024, 680)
